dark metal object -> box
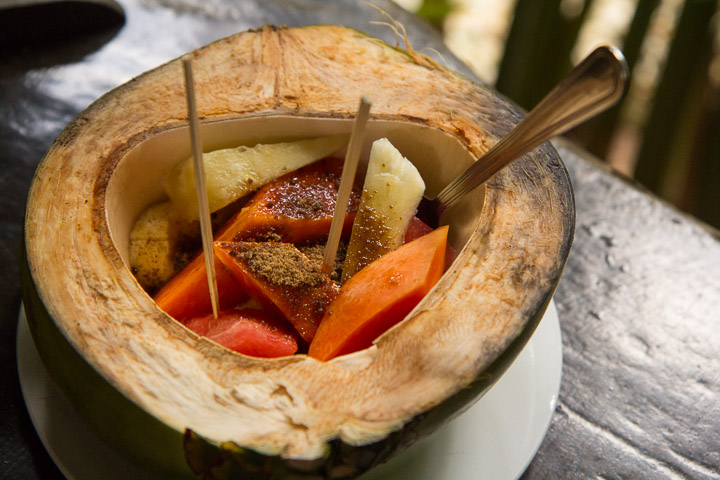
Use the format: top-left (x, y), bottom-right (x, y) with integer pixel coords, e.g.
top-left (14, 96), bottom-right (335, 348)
top-left (1, 1), bottom-right (718, 479)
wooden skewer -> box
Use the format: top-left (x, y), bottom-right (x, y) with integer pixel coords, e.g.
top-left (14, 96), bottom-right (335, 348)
top-left (322, 95), bottom-right (372, 276)
top-left (182, 53), bottom-right (220, 319)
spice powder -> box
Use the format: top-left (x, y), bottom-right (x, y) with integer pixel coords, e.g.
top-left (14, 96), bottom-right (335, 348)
top-left (233, 242), bottom-right (326, 288)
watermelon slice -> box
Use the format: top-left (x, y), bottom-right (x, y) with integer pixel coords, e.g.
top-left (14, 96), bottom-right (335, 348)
top-left (185, 309), bottom-right (298, 357)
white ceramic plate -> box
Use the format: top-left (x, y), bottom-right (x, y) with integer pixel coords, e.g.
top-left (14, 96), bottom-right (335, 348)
top-left (17, 301), bottom-right (561, 480)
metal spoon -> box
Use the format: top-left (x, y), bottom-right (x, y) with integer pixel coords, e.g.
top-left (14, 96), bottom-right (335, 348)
top-left (417, 45), bottom-right (628, 228)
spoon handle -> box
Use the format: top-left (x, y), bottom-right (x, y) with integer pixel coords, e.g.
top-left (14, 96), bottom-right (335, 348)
top-left (436, 45), bottom-right (628, 212)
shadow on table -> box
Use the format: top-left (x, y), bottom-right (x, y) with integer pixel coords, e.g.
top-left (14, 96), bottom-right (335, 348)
top-left (0, 0), bottom-right (125, 68)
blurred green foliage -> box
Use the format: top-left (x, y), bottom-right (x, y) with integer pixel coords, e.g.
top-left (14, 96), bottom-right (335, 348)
top-left (415, 0), bottom-right (454, 31)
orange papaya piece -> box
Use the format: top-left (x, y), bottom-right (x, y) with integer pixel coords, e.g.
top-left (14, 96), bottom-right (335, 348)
top-left (153, 259), bottom-right (246, 321)
top-left (185, 308), bottom-right (298, 357)
top-left (224, 157), bottom-right (360, 244)
top-left (214, 241), bottom-right (340, 343)
top-left (154, 158), bottom-right (360, 320)
top-left (308, 225), bottom-right (448, 361)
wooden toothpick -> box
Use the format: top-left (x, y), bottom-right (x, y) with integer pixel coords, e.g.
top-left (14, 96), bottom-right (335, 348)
top-left (322, 95), bottom-right (372, 276)
top-left (182, 53), bottom-right (220, 319)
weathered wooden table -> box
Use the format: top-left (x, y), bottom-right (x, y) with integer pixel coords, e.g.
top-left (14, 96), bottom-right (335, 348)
top-left (1, 1), bottom-right (718, 478)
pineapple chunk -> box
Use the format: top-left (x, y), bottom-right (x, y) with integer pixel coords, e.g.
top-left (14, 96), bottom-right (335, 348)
top-left (342, 138), bottom-right (425, 282)
top-left (164, 135), bottom-right (347, 220)
top-left (129, 201), bottom-right (195, 291)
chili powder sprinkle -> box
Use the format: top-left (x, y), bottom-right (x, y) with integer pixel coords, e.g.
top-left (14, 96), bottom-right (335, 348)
top-left (230, 242), bottom-right (326, 288)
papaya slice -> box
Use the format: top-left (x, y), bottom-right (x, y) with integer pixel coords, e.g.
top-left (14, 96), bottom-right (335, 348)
top-left (222, 157), bottom-right (360, 244)
top-left (309, 225), bottom-right (448, 361)
top-left (185, 308), bottom-right (298, 357)
top-left (153, 261), bottom-right (246, 321)
top-left (154, 158), bottom-right (359, 320)
top-left (214, 241), bottom-right (340, 343)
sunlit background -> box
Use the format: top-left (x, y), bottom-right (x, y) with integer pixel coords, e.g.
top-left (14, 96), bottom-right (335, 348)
top-left (395, 0), bottom-right (720, 230)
